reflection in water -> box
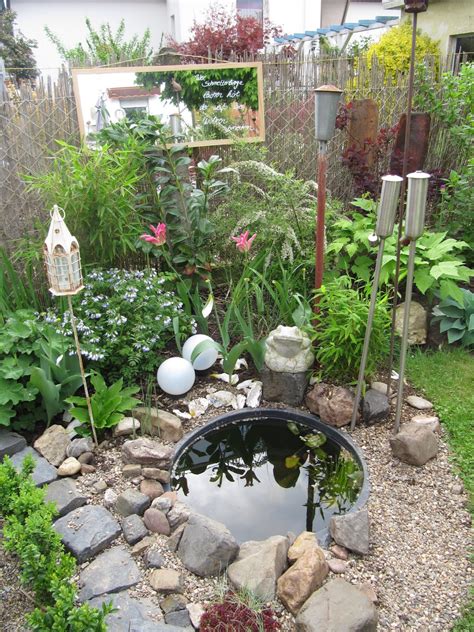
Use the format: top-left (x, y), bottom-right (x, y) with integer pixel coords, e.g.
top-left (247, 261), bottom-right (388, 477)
top-left (171, 419), bottom-right (363, 542)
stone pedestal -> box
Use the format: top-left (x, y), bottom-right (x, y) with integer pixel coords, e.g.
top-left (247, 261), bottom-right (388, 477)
top-left (261, 366), bottom-right (309, 406)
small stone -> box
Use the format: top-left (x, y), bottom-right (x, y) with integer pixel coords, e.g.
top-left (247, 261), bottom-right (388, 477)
top-left (67, 437), bottom-right (94, 458)
top-left (149, 569), bottom-right (184, 594)
top-left (305, 383), bottom-right (355, 427)
top-left (78, 451), bottom-right (94, 464)
top-left (165, 610), bottom-right (192, 628)
top-left (359, 582), bottom-right (378, 603)
top-left (92, 480), bottom-right (107, 494)
top-left (330, 509), bottom-right (370, 555)
top-left (134, 407), bottom-right (184, 442)
top-left (363, 389), bottom-right (390, 424)
top-left (122, 514), bottom-right (148, 545)
top-left (144, 546), bottom-right (164, 568)
top-left (142, 467), bottom-right (170, 484)
top-left (113, 417), bottom-right (141, 437)
top-left (330, 544), bottom-right (349, 560)
top-left (161, 491), bottom-right (177, 505)
top-left (81, 464), bottom-right (96, 474)
top-left (277, 546), bottom-right (329, 614)
top-left (131, 535), bottom-right (156, 557)
top-left (370, 381), bottom-right (394, 397)
top-left (103, 488), bottom-right (118, 509)
top-left (288, 531), bottom-right (318, 564)
top-left (168, 501), bottom-right (191, 530)
top-left (328, 558), bottom-right (348, 573)
top-left (160, 594), bottom-right (188, 614)
top-left (140, 479), bottom-right (164, 500)
top-left (143, 508), bottom-right (171, 535)
top-left (406, 395), bottom-right (433, 410)
top-left (152, 496), bottom-right (172, 514)
top-left (390, 423), bottom-right (439, 466)
top-left (58, 457), bottom-right (81, 476)
top-left (452, 484), bottom-right (463, 495)
top-left (410, 415), bottom-right (441, 433)
top-left (122, 438), bottom-right (173, 468)
top-left (187, 603), bottom-right (205, 629)
top-left (34, 425), bottom-right (71, 466)
top-left (123, 464), bottom-right (142, 478)
top-left (115, 488), bottom-right (151, 517)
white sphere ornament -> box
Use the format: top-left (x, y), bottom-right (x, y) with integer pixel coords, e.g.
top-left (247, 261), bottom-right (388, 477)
top-left (157, 357), bottom-right (195, 396)
top-left (182, 334), bottom-right (218, 371)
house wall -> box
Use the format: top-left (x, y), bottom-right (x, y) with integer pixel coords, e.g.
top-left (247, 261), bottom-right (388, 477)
top-left (267, 0), bottom-right (322, 33)
top-left (11, 0), bottom-right (168, 73)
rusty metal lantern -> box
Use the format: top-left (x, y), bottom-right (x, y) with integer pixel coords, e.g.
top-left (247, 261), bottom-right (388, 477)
top-left (44, 205), bottom-right (83, 296)
top-left (404, 0), bottom-right (429, 12)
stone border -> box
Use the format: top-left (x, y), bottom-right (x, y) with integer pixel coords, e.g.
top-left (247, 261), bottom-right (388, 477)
top-left (171, 407), bottom-right (371, 544)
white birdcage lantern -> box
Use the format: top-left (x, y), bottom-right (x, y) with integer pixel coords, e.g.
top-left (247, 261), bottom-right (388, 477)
top-left (44, 205), bottom-right (83, 296)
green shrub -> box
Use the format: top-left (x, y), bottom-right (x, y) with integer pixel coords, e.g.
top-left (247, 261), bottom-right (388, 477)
top-left (43, 268), bottom-right (193, 383)
top-left (0, 455), bottom-right (112, 630)
top-left (311, 276), bottom-right (391, 383)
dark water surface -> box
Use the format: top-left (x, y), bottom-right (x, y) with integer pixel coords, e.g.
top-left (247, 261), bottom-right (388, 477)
top-left (171, 418), bottom-right (363, 543)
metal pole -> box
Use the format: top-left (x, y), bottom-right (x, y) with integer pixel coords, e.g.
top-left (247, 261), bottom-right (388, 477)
top-left (68, 295), bottom-right (99, 447)
top-left (394, 240), bottom-right (417, 433)
top-left (350, 239), bottom-right (386, 430)
top-left (315, 141), bottom-right (327, 291)
top-left (386, 11), bottom-right (418, 395)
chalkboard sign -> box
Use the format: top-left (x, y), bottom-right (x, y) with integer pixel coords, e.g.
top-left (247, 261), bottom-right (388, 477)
top-left (72, 62), bottom-right (265, 147)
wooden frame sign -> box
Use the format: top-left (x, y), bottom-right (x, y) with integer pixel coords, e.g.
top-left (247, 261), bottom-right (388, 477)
top-left (72, 62), bottom-right (265, 147)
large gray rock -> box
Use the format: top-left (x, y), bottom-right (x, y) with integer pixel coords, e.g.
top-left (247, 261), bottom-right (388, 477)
top-left (389, 423), bottom-right (439, 466)
top-left (10, 447), bottom-right (58, 486)
top-left (178, 513), bottom-right (239, 577)
top-left (122, 438), bottom-right (174, 468)
top-left (0, 430), bottom-right (26, 459)
top-left (33, 424), bottom-right (71, 466)
top-left (261, 366), bottom-right (309, 406)
top-left (122, 514), bottom-right (149, 545)
top-left (362, 389), bottom-right (390, 425)
top-left (296, 578), bottom-right (378, 631)
top-left (54, 505), bottom-right (121, 562)
top-left (330, 509), bottom-right (370, 555)
top-left (88, 591), bottom-right (162, 632)
top-left (305, 384), bottom-right (355, 427)
top-left (44, 478), bottom-right (87, 518)
top-left (79, 546), bottom-right (141, 601)
top-left (227, 535), bottom-right (289, 600)
top-left (115, 488), bottom-right (151, 517)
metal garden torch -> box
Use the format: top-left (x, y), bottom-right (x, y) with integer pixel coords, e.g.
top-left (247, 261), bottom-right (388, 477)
top-left (44, 206), bottom-right (99, 447)
top-left (350, 175), bottom-right (403, 430)
top-left (314, 85), bottom-right (343, 291)
top-left (394, 171), bottom-right (430, 433)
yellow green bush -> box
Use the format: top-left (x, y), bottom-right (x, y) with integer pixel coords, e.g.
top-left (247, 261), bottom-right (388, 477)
top-left (367, 21), bottom-right (440, 80)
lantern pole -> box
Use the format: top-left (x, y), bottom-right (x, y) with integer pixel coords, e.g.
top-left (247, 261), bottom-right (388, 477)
top-left (386, 0), bottom-right (429, 397)
top-left (314, 85), bottom-right (343, 295)
top-left (68, 296), bottom-right (99, 447)
top-left (350, 175), bottom-right (403, 430)
top-left (394, 171), bottom-right (430, 433)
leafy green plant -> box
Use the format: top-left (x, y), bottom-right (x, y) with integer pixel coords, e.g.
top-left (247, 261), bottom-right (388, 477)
top-left (432, 290), bottom-right (474, 347)
top-left (66, 371), bottom-right (140, 434)
top-left (311, 276), bottom-right (391, 383)
top-left (43, 268), bottom-right (193, 384)
top-left (45, 17), bottom-right (153, 66)
top-left (0, 310), bottom-right (81, 429)
top-left (0, 10), bottom-right (38, 84)
top-left (24, 141), bottom-right (146, 268)
top-left (0, 455), bottom-right (112, 630)
top-left (327, 198), bottom-right (472, 304)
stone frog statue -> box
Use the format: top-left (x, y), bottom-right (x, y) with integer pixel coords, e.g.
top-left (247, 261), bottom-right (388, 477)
top-left (264, 325), bottom-right (314, 373)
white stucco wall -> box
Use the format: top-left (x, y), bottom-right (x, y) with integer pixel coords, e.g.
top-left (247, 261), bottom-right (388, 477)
top-left (11, 0), bottom-right (168, 74)
top-left (268, 0), bottom-right (322, 34)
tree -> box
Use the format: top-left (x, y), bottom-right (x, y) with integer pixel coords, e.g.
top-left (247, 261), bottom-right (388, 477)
top-left (167, 3), bottom-right (281, 61)
top-left (0, 10), bottom-right (37, 84)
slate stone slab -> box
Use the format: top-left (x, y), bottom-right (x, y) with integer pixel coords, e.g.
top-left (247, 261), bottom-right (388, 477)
top-left (44, 478), bottom-right (87, 518)
top-left (115, 488), bottom-right (151, 517)
top-left (165, 610), bottom-right (193, 627)
top-left (10, 447), bottom-right (58, 486)
top-left (0, 430), bottom-right (26, 459)
top-left (261, 366), bottom-right (309, 406)
top-left (54, 505), bottom-right (121, 563)
top-left (79, 546), bottom-right (141, 601)
top-left (88, 590), bottom-right (163, 632)
top-left (122, 514), bottom-right (149, 545)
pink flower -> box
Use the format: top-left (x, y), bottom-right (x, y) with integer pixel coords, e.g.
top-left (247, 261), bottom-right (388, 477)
top-left (232, 230), bottom-right (256, 253)
top-left (140, 223), bottom-right (167, 246)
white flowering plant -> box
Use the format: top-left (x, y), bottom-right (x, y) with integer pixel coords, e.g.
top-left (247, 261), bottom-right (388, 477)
top-left (44, 268), bottom-right (195, 383)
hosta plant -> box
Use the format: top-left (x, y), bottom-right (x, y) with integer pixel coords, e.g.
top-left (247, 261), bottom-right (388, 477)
top-left (431, 289), bottom-right (474, 347)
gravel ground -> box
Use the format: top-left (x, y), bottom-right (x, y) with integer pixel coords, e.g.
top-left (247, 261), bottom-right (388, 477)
top-left (1, 377), bottom-right (471, 632)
